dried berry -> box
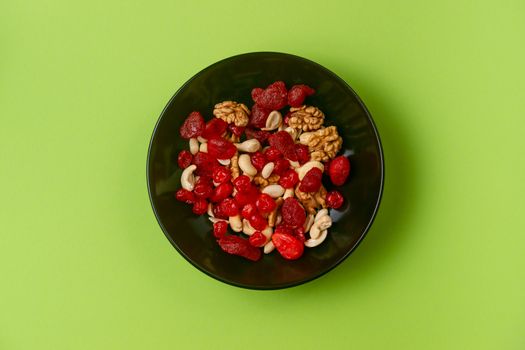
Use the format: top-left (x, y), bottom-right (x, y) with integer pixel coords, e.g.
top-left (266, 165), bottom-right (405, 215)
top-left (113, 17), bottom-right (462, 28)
top-left (210, 182), bottom-right (233, 203)
top-left (274, 224), bottom-right (294, 236)
top-left (202, 118), bottom-right (228, 139)
top-left (233, 175), bottom-right (252, 192)
top-left (177, 150), bottom-right (193, 169)
top-left (299, 167), bottom-right (323, 193)
top-left (269, 131), bottom-right (298, 161)
top-left (175, 188), bottom-right (195, 204)
top-left (179, 111), bottom-right (205, 139)
top-left (328, 155), bottom-right (350, 186)
top-left (212, 166), bottom-right (231, 185)
top-left (193, 151), bottom-right (219, 176)
top-left (264, 146), bottom-right (282, 162)
top-left (228, 124), bottom-right (245, 137)
top-left (295, 144), bottom-right (310, 164)
top-left (218, 235), bottom-right (262, 261)
top-left (249, 104), bottom-right (271, 128)
top-left (326, 190), bottom-right (344, 209)
top-left (193, 177), bottom-right (213, 199)
top-left (273, 158), bottom-right (290, 176)
top-left (241, 203), bottom-right (257, 219)
top-left (251, 87), bottom-right (264, 102)
top-left (249, 231), bottom-right (267, 247)
top-left (287, 84), bottom-right (315, 108)
top-left (249, 213), bottom-right (268, 231)
top-left (255, 193), bottom-right (276, 214)
top-left (281, 197), bottom-right (306, 228)
top-left (272, 233), bottom-right (304, 260)
top-left (213, 221), bottom-right (228, 239)
top-left (250, 152), bottom-right (267, 172)
top-left (217, 198), bottom-right (239, 216)
top-left (192, 197), bottom-right (208, 215)
top-left (212, 204), bottom-right (227, 219)
top-left (245, 128), bottom-right (271, 144)
top-left (207, 137), bottom-right (237, 160)
top-left (234, 187), bottom-right (259, 206)
top-left (278, 169), bottom-right (299, 188)
top-left (253, 81), bottom-right (288, 110)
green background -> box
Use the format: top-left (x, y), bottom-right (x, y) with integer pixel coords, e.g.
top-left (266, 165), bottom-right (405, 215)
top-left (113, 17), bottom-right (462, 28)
top-left (1, 0), bottom-right (524, 348)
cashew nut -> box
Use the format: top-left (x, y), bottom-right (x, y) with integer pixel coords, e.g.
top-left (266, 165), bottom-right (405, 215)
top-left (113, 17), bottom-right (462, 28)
top-left (261, 162), bottom-right (275, 179)
top-left (289, 160), bottom-right (300, 169)
top-left (207, 203), bottom-right (214, 217)
top-left (262, 226), bottom-right (273, 240)
top-left (305, 229), bottom-right (328, 248)
top-left (262, 184), bottom-right (285, 198)
top-left (310, 215), bottom-right (332, 239)
top-left (238, 154), bottom-right (257, 176)
top-left (242, 218), bottom-right (256, 236)
top-left (235, 139), bottom-right (261, 153)
top-left (199, 142), bottom-right (208, 153)
top-left (264, 241), bottom-right (275, 254)
top-left (315, 209), bottom-right (329, 221)
top-left (180, 164), bottom-right (197, 191)
top-left (262, 110), bottom-right (282, 131)
top-left (189, 138), bottom-right (199, 155)
top-left (229, 215), bottom-right (242, 232)
top-left (303, 214), bottom-right (315, 233)
top-left (283, 188), bottom-right (295, 199)
top-left (297, 161), bottom-right (324, 180)
top-left (218, 158), bottom-right (231, 166)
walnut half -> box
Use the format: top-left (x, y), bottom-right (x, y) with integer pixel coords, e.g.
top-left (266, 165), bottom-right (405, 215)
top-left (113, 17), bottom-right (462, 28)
top-left (213, 101), bottom-right (250, 127)
top-left (299, 126), bottom-right (342, 162)
top-left (288, 105), bottom-right (325, 131)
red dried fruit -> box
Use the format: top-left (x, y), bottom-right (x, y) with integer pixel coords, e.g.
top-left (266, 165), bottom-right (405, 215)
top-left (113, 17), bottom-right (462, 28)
top-left (192, 197), bottom-right (208, 215)
top-left (217, 235), bottom-right (262, 261)
top-left (202, 118), bottom-right (228, 139)
top-left (175, 188), bottom-right (195, 204)
top-left (253, 81), bottom-right (288, 110)
top-left (272, 233), bottom-right (304, 260)
top-left (234, 186), bottom-right (259, 206)
top-left (207, 137), bottom-right (237, 160)
top-left (250, 152), bottom-right (267, 172)
top-left (249, 104), bottom-right (271, 128)
top-left (249, 231), bottom-right (267, 247)
top-left (281, 197), bottom-right (306, 228)
top-left (228, 124), bottom-right (245, 137)
top-left (251, 87), bottom-right (264, 102)
top-left (193, 152), bottom-right (219, 176)
top-left (210, 182), bottom-right (233, 203)
top-left (241, 203), bottom-right (257, 219)
top-left (264, 146), bottom-right (282, 162)
top-left (233, 175), bottom-right (252, 192)
top-left (269, 131), bottom-right (298, 161)
top-left (193, 177), bottom-right (213, 199)
top-left (179, 111), bottom-right (205, 139)
top-left (255, 193), bottom-right (276, 214)
top-left (249, 213), bottom-right (268, 230)
top-left (245, 128), bottom-right (271, 144)
top-left (177, 150), bottom-right (193, 169)
top-left (278, 169), bottom-right (299, 188)
top-left (213, 221), bottom-right (228, 239)
top-left (274, 225), bottom-right (294, 236)
top-left (287, 84), bottom-right (315, 108)
top-left (212, 166), bottom-right (231, 184)
top-left (299, 167), bottom-right (323, 193)
top-left (212, 204), bottom-right (227, 219)
top-left (326, 190), bottom-right (344, 209)
top-left (273, 158), bottom-right (290, 176)
top-left (217, 198), bottom-right (239, 217)
top-left (295, 144), bottom-right (310, 164)
top-left (328, 155), bottom-right (350, 186)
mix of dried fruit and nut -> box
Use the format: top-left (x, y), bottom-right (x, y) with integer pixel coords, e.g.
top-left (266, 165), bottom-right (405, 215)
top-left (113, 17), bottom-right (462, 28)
top-left (175, 81), bottom-right (351, 261)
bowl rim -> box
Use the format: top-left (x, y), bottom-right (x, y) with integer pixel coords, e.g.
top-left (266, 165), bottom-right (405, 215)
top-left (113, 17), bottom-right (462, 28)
top-left (146, 51), bottom-right (385, 290)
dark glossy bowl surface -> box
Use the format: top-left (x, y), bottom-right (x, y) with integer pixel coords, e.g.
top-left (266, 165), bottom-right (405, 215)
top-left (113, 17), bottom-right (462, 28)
top-left (147, 52), bottom-right (384, 289)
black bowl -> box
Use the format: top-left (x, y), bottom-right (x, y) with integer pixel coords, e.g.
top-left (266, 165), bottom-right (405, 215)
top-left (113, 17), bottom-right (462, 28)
top-left (147, 52), bottom-right (384, 289)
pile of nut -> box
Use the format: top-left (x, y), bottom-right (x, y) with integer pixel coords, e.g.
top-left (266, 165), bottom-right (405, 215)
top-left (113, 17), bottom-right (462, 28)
top-left (175, 81), bottom-right (350, 261)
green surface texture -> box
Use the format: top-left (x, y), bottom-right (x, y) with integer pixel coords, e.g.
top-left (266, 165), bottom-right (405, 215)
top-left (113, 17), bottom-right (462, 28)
top-left (1, 1), bottom-right (524, 349)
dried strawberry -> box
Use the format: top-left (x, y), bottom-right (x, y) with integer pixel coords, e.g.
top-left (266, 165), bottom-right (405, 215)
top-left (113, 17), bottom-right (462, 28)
top-left (210, 182), bottom-right (233, 203)
top-left (218, 235), bottom-right (262, 261)
top-left (192, 197), bottom-right (208, 215)
top-left (287, 84), bottom-right (315, 107)
top-left (281, 197), bottom-right (306, 228)
top-left (249, 104), bottom-right (271, 128)
top-left (251, 87), bottom-right (264, 102)
top-left (202, 118), bottom-right (228, 139)
top-left (177, 150), bottom-right (193, 169)
top-left (212, 166), bottom-right (231, 184)
top-left (213, 221), bottom-right (228, 239)
top-left (328, 156), bottom-right (350, 186)
top-left (250, 152), bottom-right (267, 172)
top-left (249, 231), bottom-right (267, 247)
top-left (193, 151), bottom-right (219, 176)
top-left (241, 203), bottom-right (257, 219)
top-left (326, 190), bottom-right (344, 209)
top-left (278, 169), bottom-right (299, 188)
top-left (245, 128), bottom-right (271, 144)
top-left (233, 175), bottom-right (252, 192)
top-left (253, 81), bottom-right (288, 110)
top-left (269, 131), bottom-right (298, 161)
top-left (217, 198), bottom-right (239, 216)
top-left (228, 124), bottom-right (245, 137)
top-left (249, 213), bottom-right (268, 230)
top-left (272, 232), bottom-right (304, 260)
top-left (175, 188), bottom-right (195, 204)
top-left (255, 193), bottom-right (276, 214)
top-left (295, 144), bottom-right (310, 164)
top-left (179, 111), bottom-right (205, 139)
top-left (207, 137), bottom-right (236, 160)
top-left (273, 158), bottom-right (290, 176)
top-left (299, 167), bottom-right (323, 193)
top-left (274, 224), bottom-right (294, 236)
top-left (264, 146), bottom-right (282, 161)
top-left (193, 177), bottom-right (213, 199)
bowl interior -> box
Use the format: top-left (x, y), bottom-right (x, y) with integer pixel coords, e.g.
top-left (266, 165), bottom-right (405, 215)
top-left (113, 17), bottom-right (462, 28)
top-left (147, 52), bottom-right (383, 289)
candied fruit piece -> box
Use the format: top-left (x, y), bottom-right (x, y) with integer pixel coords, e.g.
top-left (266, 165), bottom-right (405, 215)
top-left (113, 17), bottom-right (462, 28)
top-left (328, 155), bottom-right (350, 186)
top-left (179, 111), bottom-right (205, 139)
top-left (281, 197), bottom-right (306, 228)
top-left (272, 233), bottom-right (304, 260)
top-left (299, 167), bottom-right (323, 193)
top-left (217, 235), bottom-right (262, 261)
